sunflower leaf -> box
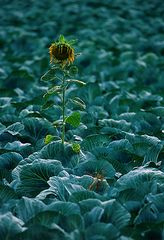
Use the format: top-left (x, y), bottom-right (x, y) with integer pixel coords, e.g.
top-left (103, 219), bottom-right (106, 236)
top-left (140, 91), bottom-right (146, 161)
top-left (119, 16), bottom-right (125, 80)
top-left (69, 97), bottom-right (86, 110)
top-left (66, 79), bottom-right (86, 86)
top-left (65, 112), bottom-right (81, 128)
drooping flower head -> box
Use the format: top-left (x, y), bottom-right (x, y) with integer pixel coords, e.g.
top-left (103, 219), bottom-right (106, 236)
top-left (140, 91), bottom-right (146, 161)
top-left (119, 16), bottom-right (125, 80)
top-left (49, 35), bottom-right (76, 66)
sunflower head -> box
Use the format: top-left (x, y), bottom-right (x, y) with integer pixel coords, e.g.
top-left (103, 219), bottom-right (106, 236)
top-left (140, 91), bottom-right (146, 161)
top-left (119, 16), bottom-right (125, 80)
top-left (49, 35), bottom-right (76, 66)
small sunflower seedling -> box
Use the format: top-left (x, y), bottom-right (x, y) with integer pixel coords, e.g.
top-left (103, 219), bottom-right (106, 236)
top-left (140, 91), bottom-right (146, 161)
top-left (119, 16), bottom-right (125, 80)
top-left (41, 35), bottom-right (86, 146)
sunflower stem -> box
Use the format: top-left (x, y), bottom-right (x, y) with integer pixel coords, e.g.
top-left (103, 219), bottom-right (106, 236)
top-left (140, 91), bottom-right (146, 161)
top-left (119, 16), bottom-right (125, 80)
top-left (61, 71), bottom-right (66, 145)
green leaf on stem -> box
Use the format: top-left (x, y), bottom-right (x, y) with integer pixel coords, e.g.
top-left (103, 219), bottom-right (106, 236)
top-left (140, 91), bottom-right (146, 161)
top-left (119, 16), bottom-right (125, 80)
top-left (43, 86), bottom-right (62, 100)
top-left (66, 79), bottom-right (86, 86)
top-left (69, 97), bottom-right (86, 109)
top-left (68, 66), bottom-right (78, 76)
top-left (41, 67), bottom-right (63, 82)
top-left (65, 112), bottom-right (81, 128)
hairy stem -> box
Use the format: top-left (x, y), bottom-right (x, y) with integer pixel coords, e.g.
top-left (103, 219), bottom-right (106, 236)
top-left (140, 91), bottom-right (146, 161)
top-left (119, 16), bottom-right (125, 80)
top-left (61, 75), bottom-right (66, 144)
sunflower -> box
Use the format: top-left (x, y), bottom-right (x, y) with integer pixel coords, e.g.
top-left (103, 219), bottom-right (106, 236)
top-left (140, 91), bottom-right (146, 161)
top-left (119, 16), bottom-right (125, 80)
top-left (49, 35), bottom-right (75, 65)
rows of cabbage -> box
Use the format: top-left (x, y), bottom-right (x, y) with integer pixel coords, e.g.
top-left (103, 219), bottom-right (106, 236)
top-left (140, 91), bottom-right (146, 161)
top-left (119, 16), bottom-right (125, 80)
top-left (0, 0), bottom-right (164, 239)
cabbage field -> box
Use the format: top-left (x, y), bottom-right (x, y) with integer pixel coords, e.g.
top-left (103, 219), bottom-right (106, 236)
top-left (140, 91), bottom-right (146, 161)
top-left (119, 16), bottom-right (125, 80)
top-left (0, 0), bottom-right (164, 239)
